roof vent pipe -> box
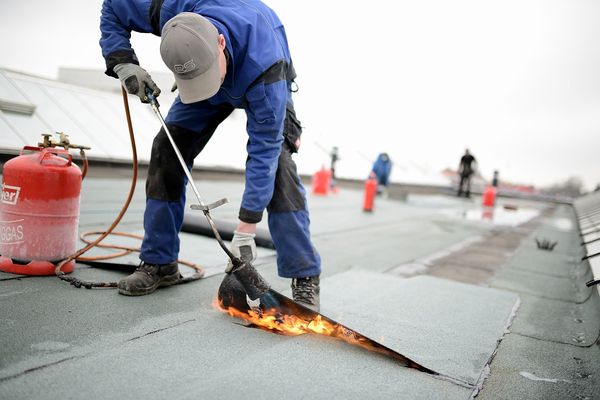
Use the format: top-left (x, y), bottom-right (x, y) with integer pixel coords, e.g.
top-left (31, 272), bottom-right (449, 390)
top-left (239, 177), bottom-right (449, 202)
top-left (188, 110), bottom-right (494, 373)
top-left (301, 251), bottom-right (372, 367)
top-left (0, 99), bottom-right (36, 115)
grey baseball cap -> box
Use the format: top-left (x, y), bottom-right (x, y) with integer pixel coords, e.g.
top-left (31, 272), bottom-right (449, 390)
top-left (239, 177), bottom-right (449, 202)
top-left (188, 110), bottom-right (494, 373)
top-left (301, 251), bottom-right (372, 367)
top-left (160, 12), bottom-right (220, 103)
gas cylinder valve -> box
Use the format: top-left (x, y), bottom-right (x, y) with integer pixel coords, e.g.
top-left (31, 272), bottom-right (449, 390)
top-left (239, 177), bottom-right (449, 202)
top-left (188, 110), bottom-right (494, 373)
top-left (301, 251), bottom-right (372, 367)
top-left (38, 132), bottom-right (91, 151)
top-left (38, 133), bottom-right (91, 179)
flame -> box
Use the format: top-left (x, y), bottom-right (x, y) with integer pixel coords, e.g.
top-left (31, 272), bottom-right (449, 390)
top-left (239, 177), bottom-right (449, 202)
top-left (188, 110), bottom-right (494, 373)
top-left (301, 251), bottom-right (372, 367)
top-left (213, 298), bottom-right (438, 376)
top-left (213, 297), bottom-right (336, 336)
top-left (212, 298), bottom-right (396, 361)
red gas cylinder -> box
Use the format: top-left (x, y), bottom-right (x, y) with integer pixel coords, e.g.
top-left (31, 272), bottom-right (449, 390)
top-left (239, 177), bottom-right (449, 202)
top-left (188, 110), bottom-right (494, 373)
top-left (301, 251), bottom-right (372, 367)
top-left (363, 177), bottom-right (377, 212)
top-left (482, 185), bottom-right (497, 207)
top-left (312, 166), bottom-right (331, 196)
top-left (0, 147), bottom-right (81, 275)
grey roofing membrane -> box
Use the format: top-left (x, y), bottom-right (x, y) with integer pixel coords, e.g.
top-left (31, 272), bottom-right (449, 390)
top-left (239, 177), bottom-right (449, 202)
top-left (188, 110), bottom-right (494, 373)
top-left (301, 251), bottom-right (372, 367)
top-left (1, 175), bottom-right (599, 399)
top-left (319, 271), bottom-right (518, 387)
top-left (510, 292), bottom-right (600, 347)
top-left (478, 333), bottom-right (600, 400)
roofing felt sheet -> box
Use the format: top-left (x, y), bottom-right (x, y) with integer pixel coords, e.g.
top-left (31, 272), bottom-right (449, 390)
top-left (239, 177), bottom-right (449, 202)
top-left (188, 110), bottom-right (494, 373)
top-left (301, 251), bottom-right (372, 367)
top-left (492, 261), bottom-right (593, 304)
top-left (503, 246), bottom-right (588, 279)
top-left (509, 292), bottom-right (600, 347)
top-left (316, 270), bottom-right (519, 386)
top-left (477, 333), bottom-right (600, 400)
top-left (1, 269), bottom-right (517, 399)
top-left (0, 305), bottom-right (473, 400)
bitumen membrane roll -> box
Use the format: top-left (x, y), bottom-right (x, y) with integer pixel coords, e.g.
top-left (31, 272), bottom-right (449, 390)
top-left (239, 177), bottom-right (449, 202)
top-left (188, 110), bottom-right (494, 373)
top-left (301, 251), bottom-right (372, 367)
top-left (218, 273), bottom-right (251, 312)
top-left (181, 211), bottom-right (275, 249)
top-left (217, 274), bottom-right (317, 321)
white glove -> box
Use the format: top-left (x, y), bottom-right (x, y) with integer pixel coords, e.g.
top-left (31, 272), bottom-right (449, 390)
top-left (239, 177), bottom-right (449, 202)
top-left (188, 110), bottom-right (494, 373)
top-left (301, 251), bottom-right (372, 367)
top-left (113, 63), bottom-right (161, 103)
top-left (225, 230), bottom-right (257, 273)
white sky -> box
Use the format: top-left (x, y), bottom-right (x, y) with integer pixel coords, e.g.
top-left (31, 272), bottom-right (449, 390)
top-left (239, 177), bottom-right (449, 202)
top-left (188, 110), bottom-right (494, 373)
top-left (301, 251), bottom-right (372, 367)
top-left (1, 0), bottom-right (599, 190)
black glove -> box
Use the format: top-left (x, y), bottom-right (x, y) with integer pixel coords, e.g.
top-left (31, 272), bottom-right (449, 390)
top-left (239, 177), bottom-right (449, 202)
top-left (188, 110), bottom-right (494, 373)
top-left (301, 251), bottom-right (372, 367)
top-left (113, 63), bottom-right (160, 103)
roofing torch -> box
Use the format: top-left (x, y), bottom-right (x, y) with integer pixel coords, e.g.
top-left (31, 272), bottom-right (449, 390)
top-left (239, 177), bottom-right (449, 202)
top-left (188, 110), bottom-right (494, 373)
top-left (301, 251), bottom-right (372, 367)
top-left (144, 88), bottom-right (271, 300)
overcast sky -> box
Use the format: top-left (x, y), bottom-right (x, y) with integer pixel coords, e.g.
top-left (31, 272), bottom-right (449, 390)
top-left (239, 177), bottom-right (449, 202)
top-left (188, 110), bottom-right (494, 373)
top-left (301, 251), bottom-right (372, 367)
top-left (1, 0), bottom-right (599, 190)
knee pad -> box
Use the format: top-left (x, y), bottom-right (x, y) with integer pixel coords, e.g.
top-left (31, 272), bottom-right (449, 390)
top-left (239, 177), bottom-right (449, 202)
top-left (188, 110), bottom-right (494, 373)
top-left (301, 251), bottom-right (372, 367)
top-left (146, 125), bottom-right (204, 201)
top-left (267, 142), bottom-right (306, 213)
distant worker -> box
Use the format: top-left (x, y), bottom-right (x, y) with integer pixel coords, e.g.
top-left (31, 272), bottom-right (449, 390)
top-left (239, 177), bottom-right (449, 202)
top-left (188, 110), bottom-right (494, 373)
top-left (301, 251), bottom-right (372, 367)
top-left (492, 170), bottom-right (499, 188)
top-left (330, 146), bottom-right (339, 191)
top-left (370, 153), bottom-right (393, 196)
top-left (457, 149), bottom-right (477, 198)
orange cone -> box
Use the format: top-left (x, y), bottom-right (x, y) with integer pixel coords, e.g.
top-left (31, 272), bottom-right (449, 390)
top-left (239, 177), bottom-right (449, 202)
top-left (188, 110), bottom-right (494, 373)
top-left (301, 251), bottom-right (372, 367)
top-left (363, 177), bottom-right (377, 212)
top-left (482, 185), bottom-right (497, 207)
top-left (312, 166), bottom-right (331, 196)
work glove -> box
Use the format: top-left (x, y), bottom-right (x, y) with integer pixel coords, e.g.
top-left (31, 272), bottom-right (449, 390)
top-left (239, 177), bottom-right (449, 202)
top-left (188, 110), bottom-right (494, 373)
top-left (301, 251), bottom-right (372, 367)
top-left (246, 291), bottom-right (280, 313)
top-left (113, 63), bottom-right (161, 103)
top-left (225, 230), bottom-right (257, 273)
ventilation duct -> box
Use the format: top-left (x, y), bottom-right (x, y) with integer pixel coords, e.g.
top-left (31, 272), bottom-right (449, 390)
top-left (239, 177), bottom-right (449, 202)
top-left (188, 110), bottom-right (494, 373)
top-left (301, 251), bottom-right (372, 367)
top-left (0, 99), bottom-right (36, 115)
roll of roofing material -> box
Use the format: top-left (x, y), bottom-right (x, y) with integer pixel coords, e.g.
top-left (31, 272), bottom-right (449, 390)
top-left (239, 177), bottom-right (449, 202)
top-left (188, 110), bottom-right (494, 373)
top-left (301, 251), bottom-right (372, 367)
top-left (181, 211), bottom-right (275, 249)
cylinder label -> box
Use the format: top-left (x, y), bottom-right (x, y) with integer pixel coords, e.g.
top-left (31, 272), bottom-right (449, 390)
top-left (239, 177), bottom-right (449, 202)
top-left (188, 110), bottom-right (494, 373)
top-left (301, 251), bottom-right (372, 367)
top-left (1, 184), bottom-right (21, 206)
top-left (0, 219), bottom-right (24, 245)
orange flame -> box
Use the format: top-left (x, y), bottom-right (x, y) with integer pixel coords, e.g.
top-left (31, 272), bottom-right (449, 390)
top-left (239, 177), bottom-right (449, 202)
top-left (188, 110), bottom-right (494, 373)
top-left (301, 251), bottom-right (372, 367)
top-left (213, 297), bottom-right (336, 336)
top-left (214, 299), bottom-right (439, 377)
top-left (212, 298), bottom-right (403, 364)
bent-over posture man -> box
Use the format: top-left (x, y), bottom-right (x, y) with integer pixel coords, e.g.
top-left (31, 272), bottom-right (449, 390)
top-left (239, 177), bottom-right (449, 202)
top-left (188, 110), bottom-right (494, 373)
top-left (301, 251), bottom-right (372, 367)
top-left (370, 153), bottom-right (393, 195)
top-left (100, 0), bottom-right (321, 310)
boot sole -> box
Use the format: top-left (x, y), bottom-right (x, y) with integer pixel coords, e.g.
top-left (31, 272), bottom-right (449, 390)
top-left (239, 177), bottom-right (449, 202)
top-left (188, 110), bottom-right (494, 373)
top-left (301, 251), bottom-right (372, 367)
top-left (293, 298), bottom-right (320, 313)
top-left (118, 273), bottom-right (182, 296)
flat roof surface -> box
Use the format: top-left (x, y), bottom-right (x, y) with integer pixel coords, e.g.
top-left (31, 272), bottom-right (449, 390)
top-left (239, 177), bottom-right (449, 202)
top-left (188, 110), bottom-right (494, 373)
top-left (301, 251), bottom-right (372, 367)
top-left (1, 175), bottom-right (599, 399)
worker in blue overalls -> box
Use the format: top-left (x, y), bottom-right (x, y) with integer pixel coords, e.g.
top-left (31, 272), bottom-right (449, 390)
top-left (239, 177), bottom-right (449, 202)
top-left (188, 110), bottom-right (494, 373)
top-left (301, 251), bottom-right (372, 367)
top-left (100, 0), bottom-right (321, 310)
top-left (370, 153), bottom-right (393, 196)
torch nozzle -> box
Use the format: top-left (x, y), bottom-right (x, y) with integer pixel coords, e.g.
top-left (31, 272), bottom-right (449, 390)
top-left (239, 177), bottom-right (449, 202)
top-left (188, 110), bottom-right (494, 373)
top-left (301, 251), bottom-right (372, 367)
top-left (231, 260), bottom-right (271, 300)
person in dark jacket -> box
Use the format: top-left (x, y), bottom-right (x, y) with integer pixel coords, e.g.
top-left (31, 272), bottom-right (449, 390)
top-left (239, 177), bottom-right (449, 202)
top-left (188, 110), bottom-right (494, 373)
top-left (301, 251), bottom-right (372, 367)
top-left (100, 0), bottom-right (321, 310)
top-left (491, 170), bottom-right (499, 188)
top-left (370, 153), bottom-right (393, 196)
top-left (329, 146), bottom-right (339, 192)
top-left (457, 149), bottom-right (477, 198)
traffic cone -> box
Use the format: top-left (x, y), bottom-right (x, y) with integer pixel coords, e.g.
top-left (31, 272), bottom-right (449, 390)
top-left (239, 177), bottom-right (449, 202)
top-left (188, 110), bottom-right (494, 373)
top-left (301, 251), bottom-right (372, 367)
top-left (363, 177), bottom-right (377, 212)
top-left (312, 166), bottom-right (331, 196)
top-left (482, 185), bottom-right (497, 207)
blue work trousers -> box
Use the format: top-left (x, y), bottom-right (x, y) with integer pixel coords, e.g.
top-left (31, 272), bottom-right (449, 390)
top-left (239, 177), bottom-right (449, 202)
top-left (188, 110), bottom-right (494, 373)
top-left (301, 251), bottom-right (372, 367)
top-left (139, 100), bottom-right (321, 279)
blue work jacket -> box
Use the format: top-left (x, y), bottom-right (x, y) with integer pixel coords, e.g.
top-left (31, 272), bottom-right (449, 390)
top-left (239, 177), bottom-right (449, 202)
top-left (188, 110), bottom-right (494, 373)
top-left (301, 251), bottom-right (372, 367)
top-left (372, 155), bottom-right (393, 186)
top-left (100, 0), bottom-right (296, 223)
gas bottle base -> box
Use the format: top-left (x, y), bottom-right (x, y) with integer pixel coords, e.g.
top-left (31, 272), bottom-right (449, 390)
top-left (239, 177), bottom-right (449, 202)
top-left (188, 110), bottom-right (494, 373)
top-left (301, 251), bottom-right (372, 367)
top-left (0, 256), bottom-right (74, 276)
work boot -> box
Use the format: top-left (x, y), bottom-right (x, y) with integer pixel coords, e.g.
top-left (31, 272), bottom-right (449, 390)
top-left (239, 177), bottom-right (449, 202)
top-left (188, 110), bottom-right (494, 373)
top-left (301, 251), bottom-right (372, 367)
top-left (291, 275), bottom-right (320, 312)
top-left (118, 261), bottom-right (181, 296)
